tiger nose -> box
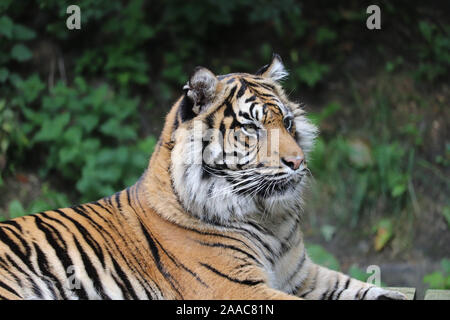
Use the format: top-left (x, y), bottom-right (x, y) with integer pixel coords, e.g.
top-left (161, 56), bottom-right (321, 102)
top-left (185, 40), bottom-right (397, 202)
top-left (281, 156), bottom-right (304, 170)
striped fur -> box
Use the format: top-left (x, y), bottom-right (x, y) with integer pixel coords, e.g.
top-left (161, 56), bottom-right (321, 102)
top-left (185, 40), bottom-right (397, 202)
top-left (0, 56), bottom-right (406, 300)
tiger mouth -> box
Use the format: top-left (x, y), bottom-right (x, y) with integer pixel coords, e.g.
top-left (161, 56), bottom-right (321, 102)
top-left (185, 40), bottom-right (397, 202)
top-left (202, 164), bottom-right (304, 198)
top-left (241, 175), bottom-right (302, 198)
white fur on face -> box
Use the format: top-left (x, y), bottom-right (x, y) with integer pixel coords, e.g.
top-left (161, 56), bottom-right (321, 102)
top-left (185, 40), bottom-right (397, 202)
top-left (170, 101), bottom-right (317, 225)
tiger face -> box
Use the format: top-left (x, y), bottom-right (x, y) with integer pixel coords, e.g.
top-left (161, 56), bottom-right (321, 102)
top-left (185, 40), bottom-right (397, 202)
top-left (170, 55), bottom-right (318, 224)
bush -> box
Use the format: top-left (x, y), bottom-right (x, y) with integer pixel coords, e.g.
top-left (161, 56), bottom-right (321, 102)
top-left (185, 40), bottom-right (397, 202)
top-left (10, 75), bottom-right (156, 201)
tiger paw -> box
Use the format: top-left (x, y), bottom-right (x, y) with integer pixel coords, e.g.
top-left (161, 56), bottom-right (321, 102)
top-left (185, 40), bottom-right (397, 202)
top-left (364, 287), bottom-right (407, 300)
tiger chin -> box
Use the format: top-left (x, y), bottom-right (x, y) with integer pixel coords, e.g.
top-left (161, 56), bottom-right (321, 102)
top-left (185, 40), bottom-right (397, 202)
top-left (0, 54), bottom-right (406, 300)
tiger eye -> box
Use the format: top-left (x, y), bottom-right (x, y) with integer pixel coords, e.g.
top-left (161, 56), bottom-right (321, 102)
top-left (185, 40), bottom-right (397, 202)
top-left (242, 123), bottom-right (258, 135)
top-left (283, 117), bottom-right (293, 131)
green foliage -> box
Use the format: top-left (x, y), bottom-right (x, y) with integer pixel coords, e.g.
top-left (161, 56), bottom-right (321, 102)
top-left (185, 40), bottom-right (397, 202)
top-left (372, 218), bottom-right (394, 252)
top-left (423, 259), bottom-right (450, 290)
top-left (10, 75), bottom-right (156, 202)
top-left (1, 185), bottom-right (70, 221)
top-left (7, 199), bottom-right (26, 219)
top-left (308, 98), bottom-right (413, 227)
top-left (415, 21), bottom-right (450, 82)
top-left (347, 265), bottom-right (386, 287)
top-left (0, 12), bottom-right (158, 204)
top-left (443, 206), bottom-right (450, 228)
top-left (347, 265), bottom-right (368, 282)
top-left (306, 244), bottom-right (340, 271)
top-left (0, 14), bottom-right (35, 74)
top-left (294, 61), bottom-right (330, 88)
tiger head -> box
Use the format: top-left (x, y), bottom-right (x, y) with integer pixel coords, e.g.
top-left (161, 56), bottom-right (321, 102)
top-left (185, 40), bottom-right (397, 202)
top-left (167, 55), bottom-right (318, 224)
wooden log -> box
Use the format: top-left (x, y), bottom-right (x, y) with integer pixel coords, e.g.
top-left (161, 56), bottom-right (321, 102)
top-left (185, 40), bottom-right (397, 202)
top-left (385, 287), bottom-right (416, 300)
top-left (424, 289), bottom-right (450, 300)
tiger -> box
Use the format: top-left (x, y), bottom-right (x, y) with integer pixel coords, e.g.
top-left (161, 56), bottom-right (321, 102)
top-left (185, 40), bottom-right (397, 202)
top-left (0, 54), bottom-right (406, 300)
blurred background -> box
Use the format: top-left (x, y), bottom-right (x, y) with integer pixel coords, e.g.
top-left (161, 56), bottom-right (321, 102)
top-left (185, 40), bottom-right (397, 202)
top-left (0, 0), bottom-right (448, 297)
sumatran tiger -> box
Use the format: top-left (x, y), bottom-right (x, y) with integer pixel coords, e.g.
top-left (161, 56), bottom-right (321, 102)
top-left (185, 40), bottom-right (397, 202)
top-left (0, 55), bottom-right (406, 300)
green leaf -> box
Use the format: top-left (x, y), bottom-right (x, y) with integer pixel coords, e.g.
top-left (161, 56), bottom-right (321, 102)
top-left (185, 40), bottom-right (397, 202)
top-left (348, 138), bottom-right (373, 168)
top-left (28, 199), bottom-right (52, 213)
top-left (441, 258), bottom-right (450, 275)
top-left (423, 271), bottom-right (446, 289)
top-left (306, 244), bottom-right (340, 271)
top-left (10, 44), bottom-right (33, 62)
top-left (58, 146), bottom-right (80, 165)
top-left (0, 16), bottom-right (14, 38)
top-left (0, 68), bottom-right (9, 83)
top-left (374, 219), bottom-right (394, 251)
top-left (8, 200), bottom-right (26, 219)
top-left (391, 183), bottom-right (406, 198)
top-left (316, 27), bottom-right (337, 44)
top-left (418, 21), bottom-right (434, 42)
top-left (320, 225), bottom-right (336, 242)
top-left (99, 118), bottom-right (121, 137)
top-left (63, 126), bottom-right (83, 144)
top-left (442, 206), bottom-right (450, 227)
top-left (295, 61), bottom-right (329, 87)
top-left (34, 113), bottom-right (71, 142)
top-left (12, 24), bottom-right (36, 41)
top-left (15, 74), bottom-right (45, 103)
top-left (348, 264), bottom-right (369, 282)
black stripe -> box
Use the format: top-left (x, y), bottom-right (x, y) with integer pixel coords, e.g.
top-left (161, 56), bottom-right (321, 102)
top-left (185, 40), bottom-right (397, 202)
top-left (4, 254), bottom-right (41, 297)
top-left (255, 64), bottom-right (269, 76)
top-left (0, 256), bottom-right (22, 286)
top-left (110, 257), bottom-right (138, 300)
top-left (0, 293), bottom-right (9, 299)
top-left (335, 277), bottom-right (351, 300)
top-left (227, 85), bottom-right (237, 100)
top-left (236, 79), bottom-right (247, 98)
top-left (360, 287), bottom-right (372, 300)
top-left (81, 203), bottom-right (157, 298)
top-left (0, 279), bottom-right (20, 297)
top-left (162, 224), bottom-right (259, 258)
top-left (0, 220), bottom-right (23, 232)
top-left (299, 270), bottom-right (318, 298)
top-left (89, 201), bottom-right (112, 215)
top-left (72, 236), bottom-right (111, 300)
top-left (0, 226), bottom-right (34, 270)
top-left (126, 188), bottom-right (207, 288)
top-left (33, 215), bottom-right (89, 300)
top-left (279, 218), bottom-right (300, 256)
top-left (200, 263), bottom-right (264, 286)
top-left (195, 241), bottom-right (261, 265)
top-left (283, 251), bottom-right (306, 288)
top-left (229, 225), bottom-right (275, 265)
top-left (139, 222), bottom-right (182, 298)
top-left (59, 208), bottom-right (106, 269)
top-left (223, 100), bottom-right (234, 118)
top-left (82, 204), bottom-right (145, 274)
top-left (32, 243), bottom-right (65, 299)
top-left (244, 96), bottom-right (256, 103)
top-left (114, 192), bottom-right (122, 210)
top-left (178, 95), bottom-right (196, 122)
top-left (327, 276), bottom-right (340, 300)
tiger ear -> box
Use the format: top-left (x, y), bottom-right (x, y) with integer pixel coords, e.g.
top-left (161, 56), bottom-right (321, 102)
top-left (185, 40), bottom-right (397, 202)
top-left (255, 53), bottom-right (288, 81)
top-left (182, 67), bottom-right (219, 115)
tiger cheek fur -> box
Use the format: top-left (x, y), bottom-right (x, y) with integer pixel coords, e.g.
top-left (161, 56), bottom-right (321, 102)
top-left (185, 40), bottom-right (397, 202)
top-left (0, 55), bottom-right (406, 300)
